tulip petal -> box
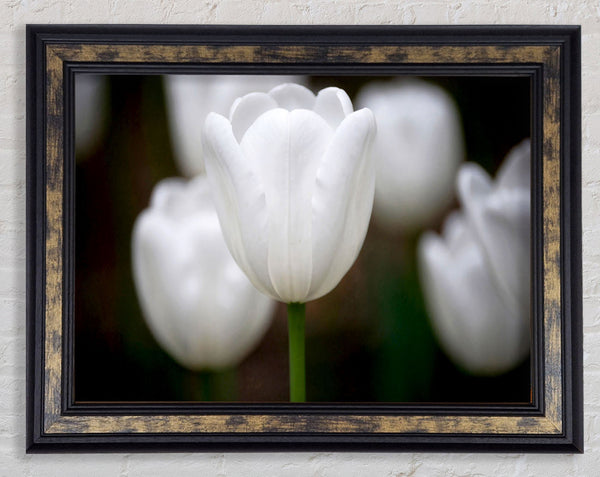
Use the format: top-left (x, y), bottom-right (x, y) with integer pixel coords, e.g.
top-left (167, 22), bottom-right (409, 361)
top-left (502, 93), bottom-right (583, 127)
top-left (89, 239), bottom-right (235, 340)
top-left (132, 177), bottom-right (275, 370)
top-left (313, 87), bottom-right (354, 129)
top-left (165, 75), bottom-right (309, 176)
top-left (133, 196), bottom-right (232, 369)
top-left (229, 92), bottom-right (279, 142)
top-left (240, 108), bottom-right (333, 302)
top-left (75, 74), bottom-right (106, 155)
top-left (356, 79), bottom-right (464, 230)
top-left (149, 177), bottom-right (187, 210)
top-left (418, 214), bottom-right (529, 375)
top-left (496, 139), bottom-right (531, 191)
top-left (458, 163), bottom-right (530, 317)
top-left (204, 253), bottom-right (275, 368)
top-left (204, 84), bottom-right (377, 304)
top-left (133, 212), bottom-right (188, 361)
top-left (308, 108), bottom-right (376, 300)
top-left (164, 75), bottom-right (208, 176)
top-left (457, 162), bottom-right (493, 202)
top-left (268, 83), bottom-right (316, 110)
top-left (203, 112), bottom-right (277, 299)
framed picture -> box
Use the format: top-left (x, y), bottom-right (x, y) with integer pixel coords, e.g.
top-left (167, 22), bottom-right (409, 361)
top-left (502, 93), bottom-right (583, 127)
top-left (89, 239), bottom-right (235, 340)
top-left (26, 25), bottom-right (582, 452)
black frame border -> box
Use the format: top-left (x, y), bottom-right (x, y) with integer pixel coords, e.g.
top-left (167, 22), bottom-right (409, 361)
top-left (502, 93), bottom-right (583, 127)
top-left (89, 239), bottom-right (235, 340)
top-left (26, 25), bottom-right (582, 453)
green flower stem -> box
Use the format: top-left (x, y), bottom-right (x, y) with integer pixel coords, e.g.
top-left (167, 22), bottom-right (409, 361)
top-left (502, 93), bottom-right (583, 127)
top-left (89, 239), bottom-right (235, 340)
top-left (193, 368), bottom-right (237, 401)
top-left (197, 371), bottom-right (213, 401)
top-left (287, 302), bottom-right (306, 402)
top-left (214, 367), bottom-right (237, 401)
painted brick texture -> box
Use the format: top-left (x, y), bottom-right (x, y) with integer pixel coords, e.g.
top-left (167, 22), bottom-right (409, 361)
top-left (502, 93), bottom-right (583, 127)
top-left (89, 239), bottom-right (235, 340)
top-left (1, 1), bottom-right (597, 475)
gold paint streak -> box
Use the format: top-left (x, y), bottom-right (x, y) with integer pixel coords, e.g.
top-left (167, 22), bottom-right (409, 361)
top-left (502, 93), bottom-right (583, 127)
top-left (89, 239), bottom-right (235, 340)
top-left (542, 47), bottom-right (563, 432)
top-left (46, 413), bottom-right (561, 435)
top-left (48, 44), bottom-right (553, 65)
top-left (41, 42), bottom-right (565, 437)
top-left (44, 47), bottom-right (65, 430)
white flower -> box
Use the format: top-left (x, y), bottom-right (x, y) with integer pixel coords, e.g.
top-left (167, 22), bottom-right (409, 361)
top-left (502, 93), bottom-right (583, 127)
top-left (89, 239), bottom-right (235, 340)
top-left (458, 140), bottom-right (531, 322)
top-left (202, 83), bottom-right (377, 303)
top-left (356, 79), bottom-right (464, 231)
top-left (164, 75), bottom-right (305, 177)
top-left (418, 140), bottom-right (530, 375)
top-left (75, 74), bottom-right (107, 155)
top-left (132, 176), bottom-right (275, 371)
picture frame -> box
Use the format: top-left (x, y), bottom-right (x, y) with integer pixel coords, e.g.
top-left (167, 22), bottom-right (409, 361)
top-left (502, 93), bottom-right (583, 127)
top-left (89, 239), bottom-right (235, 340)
top-left (26, 25), bottom-right (582, 452)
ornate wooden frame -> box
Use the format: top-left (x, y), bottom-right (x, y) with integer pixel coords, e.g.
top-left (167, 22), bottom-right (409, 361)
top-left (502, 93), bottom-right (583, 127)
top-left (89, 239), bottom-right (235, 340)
top-left (26, 25), bottom-right (582, 452)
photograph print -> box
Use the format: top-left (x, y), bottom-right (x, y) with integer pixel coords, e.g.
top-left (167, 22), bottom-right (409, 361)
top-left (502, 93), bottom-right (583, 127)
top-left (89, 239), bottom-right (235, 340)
top-left (73, 72), bottom-right (532, 405)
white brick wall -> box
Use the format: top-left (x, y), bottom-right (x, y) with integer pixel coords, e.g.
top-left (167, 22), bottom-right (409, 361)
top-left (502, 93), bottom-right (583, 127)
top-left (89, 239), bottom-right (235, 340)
top-left (1, 1), bottom-right (597, 475)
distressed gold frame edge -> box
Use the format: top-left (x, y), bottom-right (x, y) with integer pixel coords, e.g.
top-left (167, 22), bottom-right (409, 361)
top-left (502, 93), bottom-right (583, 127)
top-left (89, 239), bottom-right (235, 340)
top-left (44, 43), bottom-right (561, 435)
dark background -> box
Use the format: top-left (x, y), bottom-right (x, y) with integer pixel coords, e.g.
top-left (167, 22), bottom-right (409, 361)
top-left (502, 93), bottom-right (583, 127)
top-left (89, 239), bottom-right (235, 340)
top-left (74, 75), bottom-right (530, 403)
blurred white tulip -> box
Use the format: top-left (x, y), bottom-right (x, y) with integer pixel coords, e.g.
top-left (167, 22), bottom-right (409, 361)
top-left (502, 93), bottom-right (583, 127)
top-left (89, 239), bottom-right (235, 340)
top-left (203, 83), bottom-right (377, 303)
top-left (75, 74), bottom-right (107, 156)
top-left (457, 140), bottom-right (531, 323)
top-left (132, 176), bottom-right (275, 371)
top-left (418, 140), bottom-right (530, 375)
top-left (356, 79), bottom-right (464, 231)
top-left (164, 75), bottom-right (305, 177)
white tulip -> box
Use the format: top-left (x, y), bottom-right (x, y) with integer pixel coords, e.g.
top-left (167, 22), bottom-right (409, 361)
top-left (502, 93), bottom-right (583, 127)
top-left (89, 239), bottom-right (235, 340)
top-left (356, 79), bottom-right (464, 231)
top-left (202, 83), bottom-right (377, 303)
top-left (458, 139), bottom-right (531, 323)
top-left (164, 75), bottom-right (305, 177)
top-left (132, 176), bottom-right (275, 371)
top-left (75, 74), bottom-right (107, 155)
top-left (418, 140), bottom-right (530, 375)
